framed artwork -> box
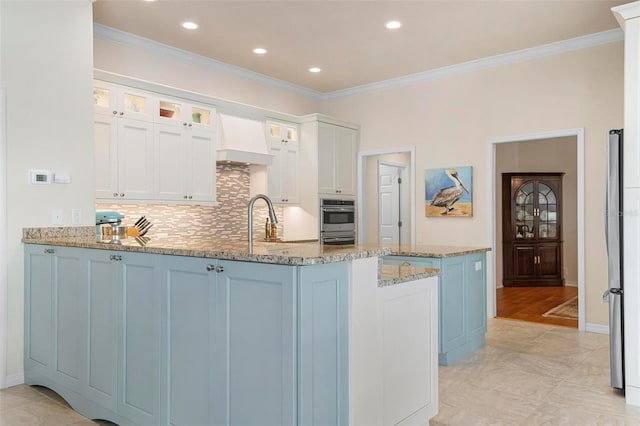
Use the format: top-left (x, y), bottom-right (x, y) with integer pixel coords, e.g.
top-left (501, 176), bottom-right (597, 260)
top-left (425, 166), bottom-right (473, 217)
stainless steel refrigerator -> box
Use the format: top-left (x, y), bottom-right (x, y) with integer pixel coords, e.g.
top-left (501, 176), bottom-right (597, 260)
top-left (605, 129), bottom-right (625, 391)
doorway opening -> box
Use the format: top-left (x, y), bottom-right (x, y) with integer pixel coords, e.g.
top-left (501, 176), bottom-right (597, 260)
top-left (487, 129), bottom-right (585, 331)
top-left (357, 147), bottom-right (415, 245)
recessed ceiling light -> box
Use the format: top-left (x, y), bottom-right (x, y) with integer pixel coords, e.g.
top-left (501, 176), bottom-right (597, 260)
top-left (253, 48), bottom-right (268, 55)
top-left (385, 20), bottom-right (402, 30)
top-left (182, 21), bottom-right (199, 30)
top-left (309, 67), bottom-right (321, 73)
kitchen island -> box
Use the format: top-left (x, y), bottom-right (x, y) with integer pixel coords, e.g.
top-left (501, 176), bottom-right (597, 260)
top-left (379, 244), bottom-right (491, 365)
top-left (23, 228), bottom-right (443, 426)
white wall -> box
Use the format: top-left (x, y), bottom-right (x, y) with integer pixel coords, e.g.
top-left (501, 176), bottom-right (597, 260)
top-left (0, 1), bottom-right (95, 381)
top-left (322, 43), bottom-right (623, 326)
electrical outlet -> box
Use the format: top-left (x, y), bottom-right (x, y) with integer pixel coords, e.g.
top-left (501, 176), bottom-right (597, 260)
top-left (475, 261), bottom-right (482, 271)
top-left (71, 209), bottom-right (81, 225)
top-left (52, 209), bottom-right (63, 225)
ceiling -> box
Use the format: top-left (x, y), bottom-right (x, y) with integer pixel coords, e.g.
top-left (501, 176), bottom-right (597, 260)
top-left (93, 0), bottom-right (627, 94)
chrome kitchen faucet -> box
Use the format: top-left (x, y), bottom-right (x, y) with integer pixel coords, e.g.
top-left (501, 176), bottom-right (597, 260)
top-left (247, 194), bottom-right (278, 253)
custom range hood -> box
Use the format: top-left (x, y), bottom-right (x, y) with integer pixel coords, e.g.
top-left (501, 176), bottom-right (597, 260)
top-left (217, 114), bottom-right (274, 165)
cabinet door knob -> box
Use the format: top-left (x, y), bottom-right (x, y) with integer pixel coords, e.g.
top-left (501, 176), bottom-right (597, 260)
top-left (112, 110), bottom-right (118, 115)
top-left (206, 264), bottom-right (224, 273)
top-left (120, 193), bottom-right (125, 197)
top-left (109, 254), bottom-right (122, 261)
top-left (188, 123), bottom-right (192, 127)
top-left (119, 112), bottom-right (124, 116)
top-left (188, 195), bottom-right (193, 199)
top-left (44, 248), bottom-right (55, 254)
top-left (113, 193), bottom-right (118, 197)
top-left (183, 195), bottom-right (188, 199)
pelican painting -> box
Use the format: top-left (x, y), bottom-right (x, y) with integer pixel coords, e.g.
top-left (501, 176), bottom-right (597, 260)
top-left (425, 166), bottom-right (473, 217)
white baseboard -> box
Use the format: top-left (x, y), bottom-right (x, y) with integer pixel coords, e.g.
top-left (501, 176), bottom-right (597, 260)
top-left (626, 385), bottom-right (640, 407)
top-left (565, 280), bottom-right (578, 287)
top-left (586, 323), bottom-right (609, 334)
top-left (3, 372), bottom-right (24, 389)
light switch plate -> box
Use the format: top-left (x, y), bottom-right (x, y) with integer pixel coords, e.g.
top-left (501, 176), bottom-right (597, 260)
top-left (71, 209), bottom-right (81, 225)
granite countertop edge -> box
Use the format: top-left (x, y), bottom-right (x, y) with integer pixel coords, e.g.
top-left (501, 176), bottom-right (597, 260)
top-left (21, 227), bottom-right (489, 266)
top-left (378, 267), bottom-right (440, 287)
top-left (385, 245), bottom-right (492, 258)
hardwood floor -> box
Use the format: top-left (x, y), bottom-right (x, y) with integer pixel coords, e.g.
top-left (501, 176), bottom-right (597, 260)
top-left (496, 285), bottom-right (578, 328)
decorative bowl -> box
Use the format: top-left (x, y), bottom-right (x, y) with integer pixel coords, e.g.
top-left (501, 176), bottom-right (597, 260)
top-left (159, 108), bottom-right (174, 118)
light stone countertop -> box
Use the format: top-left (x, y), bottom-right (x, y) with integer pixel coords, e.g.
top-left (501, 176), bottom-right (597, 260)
top-left (378, 264), bottom-right (440, 287)
top-left (22, 228), bottom-right (489, 284)
top-left (376, 244), bottom-right (491, 258)
top-left (22, 227), bottom-right (390, 266)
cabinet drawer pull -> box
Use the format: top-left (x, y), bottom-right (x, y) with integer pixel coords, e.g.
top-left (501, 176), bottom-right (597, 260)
top-left (44, 248), bottom-right (55, 254)
top-left (110, 254), bottom-right (122, 261)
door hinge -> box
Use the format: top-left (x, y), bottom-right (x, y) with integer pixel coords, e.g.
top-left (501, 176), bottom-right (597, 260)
top-left (398, 177), bottom-right (402, 184)
top-left (398, 221), bottom-right (403, 227)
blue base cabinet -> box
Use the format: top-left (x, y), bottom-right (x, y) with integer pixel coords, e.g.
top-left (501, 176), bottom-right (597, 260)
top-left (24, 244), bottom-right (348, 426)
top-left (298, 263), bottom-right (349, 426)
top-left (383, 252), bottom-right (487, 365)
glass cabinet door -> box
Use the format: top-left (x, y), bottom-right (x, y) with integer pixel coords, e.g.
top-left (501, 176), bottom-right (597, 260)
top-left (537, 182), bottom-right (558, 239)
top-left (187, 104), bottom-right (214, 130)
top-left (514, 179), bottom-right (559, 241)
top-left (93, 82), bottom-right (117, 116)
top-left (94, 82), bottom-right (152, 121)
top-left (155, 97), bottom-right (215, 130)
top-left (514, 181), bottom-right (535, 239)
top-left (156, 97), bottom-right (185, 126)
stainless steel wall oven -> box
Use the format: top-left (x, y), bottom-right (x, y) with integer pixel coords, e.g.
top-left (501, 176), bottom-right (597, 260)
top-left (320, 198), bottom-right (355, 245)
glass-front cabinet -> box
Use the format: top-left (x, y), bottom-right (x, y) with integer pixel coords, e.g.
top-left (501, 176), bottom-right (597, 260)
top-left (93, 81), bottom-right (153, 122)
top-left (513, 180), bottom-right (559, 240)
top-left (154, 96), bottom-right (215, 130)
top-left (502, 173), bottom-right (564, 287)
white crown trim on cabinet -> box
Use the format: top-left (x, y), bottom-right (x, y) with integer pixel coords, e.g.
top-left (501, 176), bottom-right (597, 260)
top-left (94, 24), bottom-right (623, 101)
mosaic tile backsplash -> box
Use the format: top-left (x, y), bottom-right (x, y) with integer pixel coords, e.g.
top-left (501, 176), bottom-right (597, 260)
top-left (97, 164), bottom-right (284, 241)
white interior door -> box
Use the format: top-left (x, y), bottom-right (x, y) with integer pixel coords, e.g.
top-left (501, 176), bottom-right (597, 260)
top-left (379, 163), bottom-right (408, 244)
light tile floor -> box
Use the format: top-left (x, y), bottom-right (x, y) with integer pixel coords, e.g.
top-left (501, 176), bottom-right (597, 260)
top-left (1, 318), bottom-right (639, 425)
top-left (432, 318), bottom-right (640, 425)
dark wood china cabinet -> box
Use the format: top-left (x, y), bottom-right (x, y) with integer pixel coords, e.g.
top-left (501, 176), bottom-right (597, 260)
top-left (502, 173), bottom-right (564, 287)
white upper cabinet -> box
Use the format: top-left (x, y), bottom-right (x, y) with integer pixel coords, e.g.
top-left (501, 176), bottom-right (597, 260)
top-left (94, 113), bottom-right (155, 202)
top-left (266, 120), bottom-right (299, 204)
top-left (154, 95), bottom-right (215, 132)
top-left (155, 123), bottom-right (217, 204)
top-left (94, 80), bottom-right (217, 205)
top-left (93, 81), bottom-right (153, 122)
top-left (318, 122), bottom-right (358, 196)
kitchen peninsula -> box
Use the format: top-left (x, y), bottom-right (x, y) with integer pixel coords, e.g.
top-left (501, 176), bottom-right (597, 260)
top-left (23, 228), bottom-right (445, 426)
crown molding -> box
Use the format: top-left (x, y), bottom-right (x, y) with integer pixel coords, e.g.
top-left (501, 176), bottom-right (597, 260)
top-left (93, 24), bottom-right (323, 100)
top-left (94, 24), bottom-right (622, 102)
top-left (322, 28), bottom-right (623, 100)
